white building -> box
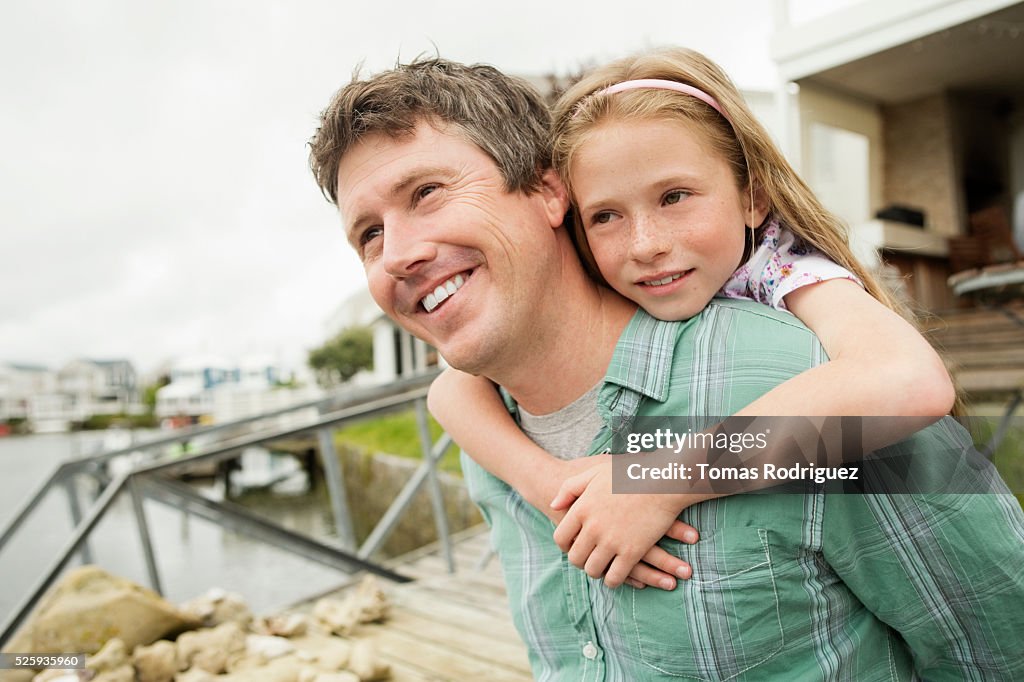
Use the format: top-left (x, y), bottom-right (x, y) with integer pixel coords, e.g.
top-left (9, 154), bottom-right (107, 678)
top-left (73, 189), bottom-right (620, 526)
top-left (0, 363), bottom-right (55, 422)
top-left (155, 353), bottom-right (303, 423)
top-left (58, 358), bottom-right (140, 421)
top-left (325, 287), bottom-right (440, 386)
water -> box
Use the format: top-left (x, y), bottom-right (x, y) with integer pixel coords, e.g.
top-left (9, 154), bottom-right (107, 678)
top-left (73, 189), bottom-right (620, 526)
top-left (0, 431), bottom-right (349, 625)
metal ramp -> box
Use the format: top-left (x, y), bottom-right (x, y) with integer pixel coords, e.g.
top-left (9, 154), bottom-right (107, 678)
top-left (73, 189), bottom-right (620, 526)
top-left (0, 371), bottom-right (458, 647)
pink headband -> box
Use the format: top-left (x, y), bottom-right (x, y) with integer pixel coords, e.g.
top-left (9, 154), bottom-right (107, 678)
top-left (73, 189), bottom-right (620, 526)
top-left (592, 78), bottom-right (732, 126)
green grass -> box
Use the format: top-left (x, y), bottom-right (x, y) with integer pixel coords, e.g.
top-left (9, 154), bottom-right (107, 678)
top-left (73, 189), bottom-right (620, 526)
top-left (966, 413), bottom-right (1024, 509)
top-left (332, 408), bottom-right (463, 473)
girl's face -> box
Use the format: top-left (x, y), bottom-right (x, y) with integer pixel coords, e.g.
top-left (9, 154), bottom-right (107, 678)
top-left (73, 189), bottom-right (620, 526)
top-left (571, 117), bottom-right (764, 321)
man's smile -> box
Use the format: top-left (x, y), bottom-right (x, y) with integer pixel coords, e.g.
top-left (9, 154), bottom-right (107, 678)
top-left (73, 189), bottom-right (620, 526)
top-left (420, 270), bottom-right (472, 313)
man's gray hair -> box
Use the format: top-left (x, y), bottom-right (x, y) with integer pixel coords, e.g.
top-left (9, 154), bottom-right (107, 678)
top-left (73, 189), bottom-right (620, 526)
top-left (309, 57), bottom-right (552, 205)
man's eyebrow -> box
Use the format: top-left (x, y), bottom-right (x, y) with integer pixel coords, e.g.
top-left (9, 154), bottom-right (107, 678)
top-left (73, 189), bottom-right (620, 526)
top-left (389, 166), bottom-right (452, 198)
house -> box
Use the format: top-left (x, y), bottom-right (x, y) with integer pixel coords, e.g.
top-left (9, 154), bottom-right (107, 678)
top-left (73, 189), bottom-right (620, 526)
top-left (0, 363), bottom-right (55, 422)
top-left (771, 0), bottom-right (1024, 310)
top-left (155, 354), bottom-right (304, 423)
top-left (57, 358), bottom-right (140, 421)
top-left (155, 354), bottom-right (234, 420)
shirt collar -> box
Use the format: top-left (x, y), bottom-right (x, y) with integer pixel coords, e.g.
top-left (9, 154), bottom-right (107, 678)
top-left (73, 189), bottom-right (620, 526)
top-left (498, 308), bottom-right (679, 424)
top-left (598, 308), bottom-right (678, 424)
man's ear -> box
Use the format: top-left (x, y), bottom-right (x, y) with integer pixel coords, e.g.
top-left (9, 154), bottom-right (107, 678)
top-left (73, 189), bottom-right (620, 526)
top-left (538, 168), bottom-right (570, 229)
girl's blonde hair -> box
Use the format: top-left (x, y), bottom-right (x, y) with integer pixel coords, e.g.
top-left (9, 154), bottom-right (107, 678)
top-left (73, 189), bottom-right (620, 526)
top-left (551, 47), bottom-right (906, 317)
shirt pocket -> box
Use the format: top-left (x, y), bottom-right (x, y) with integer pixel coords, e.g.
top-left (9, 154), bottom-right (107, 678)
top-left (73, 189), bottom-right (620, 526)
top-left (621, 527), bottom-right (785, 680)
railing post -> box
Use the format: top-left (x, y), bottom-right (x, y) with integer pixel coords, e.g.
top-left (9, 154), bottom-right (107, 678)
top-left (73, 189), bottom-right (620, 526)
top-left (63, 474), bottom-right (94, 565)
top-left (129, 476), bottom-right (163, 595)
top-left (415, 399), bottom-right (454, 573)
top-left (317, 427), bottom-right (357, 550)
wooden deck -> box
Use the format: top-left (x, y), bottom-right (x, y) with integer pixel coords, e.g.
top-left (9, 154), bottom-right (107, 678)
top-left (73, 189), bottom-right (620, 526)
top-left (924, 301), bottom-right (1024, 397)
top-left (293, 526), bottom-right (532, 682)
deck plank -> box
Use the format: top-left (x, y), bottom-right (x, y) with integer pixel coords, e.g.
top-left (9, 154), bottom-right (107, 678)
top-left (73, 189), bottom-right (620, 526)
top-left (291, 525), bottom-right (532, 681)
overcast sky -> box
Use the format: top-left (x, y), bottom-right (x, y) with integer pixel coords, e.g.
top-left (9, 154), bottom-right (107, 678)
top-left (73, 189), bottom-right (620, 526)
top-left (1, 0), bottom-right (847, 377)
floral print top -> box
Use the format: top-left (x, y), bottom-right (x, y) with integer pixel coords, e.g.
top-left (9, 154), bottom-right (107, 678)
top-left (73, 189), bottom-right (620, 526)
top-left (720, 217), bottom-right (860, 311)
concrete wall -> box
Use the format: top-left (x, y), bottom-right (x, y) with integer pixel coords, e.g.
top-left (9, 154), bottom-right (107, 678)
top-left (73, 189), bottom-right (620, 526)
top-left (335, 444), bottom-right (482, 560)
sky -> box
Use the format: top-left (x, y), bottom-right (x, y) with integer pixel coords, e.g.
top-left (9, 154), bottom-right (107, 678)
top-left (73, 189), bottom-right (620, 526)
top-left (0, 0), bottom-right (846, 378)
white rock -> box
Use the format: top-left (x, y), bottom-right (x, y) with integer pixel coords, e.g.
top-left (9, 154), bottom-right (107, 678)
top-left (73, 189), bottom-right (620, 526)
top-left (346, 640), bottom-right (390, 681)
top-left (179, 589), bottom-right (252, 628)
top-left (176, 621), bottom-right (246, 674)
top-left (259, 613), bottom-right (310, 637)
top-left (87, 638), bottom-right (128, 672)
top-left (174, 669), bottom-right (218, 682)
top-left (247, 634), bottom-right (296, 661)
top-left (312, 577), bottom-right (389, 636)
top-left (133, 639), bottom-right (177, 682)
top-left (315, 673), bottom-right (360, 682)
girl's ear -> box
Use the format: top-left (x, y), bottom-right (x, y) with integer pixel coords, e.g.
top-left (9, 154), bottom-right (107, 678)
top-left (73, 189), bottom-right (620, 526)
top-left (746, 182), bottom-right (770, 229)
top-left (538, 168), bottom-right (570, 229)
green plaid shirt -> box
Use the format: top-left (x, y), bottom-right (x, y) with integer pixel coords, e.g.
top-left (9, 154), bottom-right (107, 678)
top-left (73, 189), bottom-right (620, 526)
top-left (462, 299), bottom-right (1024, 681)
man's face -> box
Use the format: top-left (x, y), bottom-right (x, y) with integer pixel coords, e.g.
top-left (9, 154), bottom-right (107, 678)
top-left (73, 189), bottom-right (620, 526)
top-left (337, 121), bottom-right (567, 374)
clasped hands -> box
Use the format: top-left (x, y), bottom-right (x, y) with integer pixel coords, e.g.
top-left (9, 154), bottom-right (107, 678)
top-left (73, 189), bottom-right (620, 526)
top-left (533, 454), bottom-right (708, 591)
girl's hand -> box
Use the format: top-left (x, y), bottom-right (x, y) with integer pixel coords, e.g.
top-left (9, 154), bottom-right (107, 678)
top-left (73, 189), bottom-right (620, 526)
top-left (550, 457), bottom-right (706, 589)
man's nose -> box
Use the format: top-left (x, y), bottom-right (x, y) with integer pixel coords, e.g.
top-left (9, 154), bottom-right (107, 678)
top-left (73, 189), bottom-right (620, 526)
top-left (628, 214), bottom-right (672, 263)
top-left (382, 220), bottom-right (438, 279)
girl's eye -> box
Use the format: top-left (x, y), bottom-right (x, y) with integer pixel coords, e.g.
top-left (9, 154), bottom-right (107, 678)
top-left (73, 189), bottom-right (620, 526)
top-left (592, 211), bottom-right (614, 225)
top-left (663, 190), bottom-right (688, 205)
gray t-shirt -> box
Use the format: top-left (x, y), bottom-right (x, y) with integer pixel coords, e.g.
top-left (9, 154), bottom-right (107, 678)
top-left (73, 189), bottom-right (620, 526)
top-left (517, 382), bottom-right (604, 460)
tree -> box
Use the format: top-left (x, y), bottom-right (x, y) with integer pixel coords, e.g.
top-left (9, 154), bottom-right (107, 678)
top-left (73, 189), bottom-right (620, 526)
top-left (308, 326), bottom-right (374, 387)
top-left (142, 375), bottom-right (171, 413)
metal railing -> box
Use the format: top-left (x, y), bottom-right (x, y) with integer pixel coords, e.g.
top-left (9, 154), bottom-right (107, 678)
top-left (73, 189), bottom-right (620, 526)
top-left (0, 371), bottom-right (458, 647)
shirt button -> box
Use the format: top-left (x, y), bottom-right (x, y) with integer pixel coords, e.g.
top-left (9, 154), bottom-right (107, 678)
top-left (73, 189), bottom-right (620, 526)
top-left (582, 641), bottom-right (599, 660)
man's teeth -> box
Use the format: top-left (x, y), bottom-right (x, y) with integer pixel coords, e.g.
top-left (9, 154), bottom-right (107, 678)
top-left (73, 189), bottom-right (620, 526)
top-left (642, 273), bottom-right (684, 286)
top-left (422, 273), bottom-right (466, 312)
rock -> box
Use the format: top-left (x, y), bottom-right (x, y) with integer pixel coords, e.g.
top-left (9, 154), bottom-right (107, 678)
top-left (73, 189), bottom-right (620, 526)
top-left (28, 672), bottom-right (78, 682)
top-left (87, 638), bottom-right (128, 672)
top-left (92, 666), bottom-right (134, 682)
top-left (312, 577), bottom-right (389, 636)
top-left (346, 641), bottom-right (389, 681)
top-left (247, 634), bottom-right (296, 661)
top-left (179, 588), bottom-right (252, 629)
top-left (174, 670), bottom-right (217, 682)
top-left (134, 640), bottom-right (178, 682)
top-left (176, 621), bottom-right (246, 674)
top-left (288, 633), bottom-right (351, 671)
top-left (0, 670), bottom-right (34, 682)
top-left (6, 566), bottom-right (198, 655)
top-left (258, 613), bottom-right (309, 637)
top-left (219, 656), bottom-right (303, 682)
top-left (314, 673), bottom-right (360, 682)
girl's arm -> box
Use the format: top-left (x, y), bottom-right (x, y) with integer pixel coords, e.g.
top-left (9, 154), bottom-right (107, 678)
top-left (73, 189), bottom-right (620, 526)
top-left (427, 368), bottom-right (564, 516)
top-left (427, 367), bottom-right (697, 589)
top-left (766, 278), bottom-right (954, 417)
top-left (552, 279), bottom-right (956, 586)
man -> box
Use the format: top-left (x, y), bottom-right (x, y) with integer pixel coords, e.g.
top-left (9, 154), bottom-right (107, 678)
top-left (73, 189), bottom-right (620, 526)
top-left (310, 58), bottom-right (1024, 680)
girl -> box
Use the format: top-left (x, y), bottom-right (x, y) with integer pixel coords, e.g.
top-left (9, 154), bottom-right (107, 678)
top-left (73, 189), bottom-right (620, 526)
top-left (428, 47), bottom-right (956, 591)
